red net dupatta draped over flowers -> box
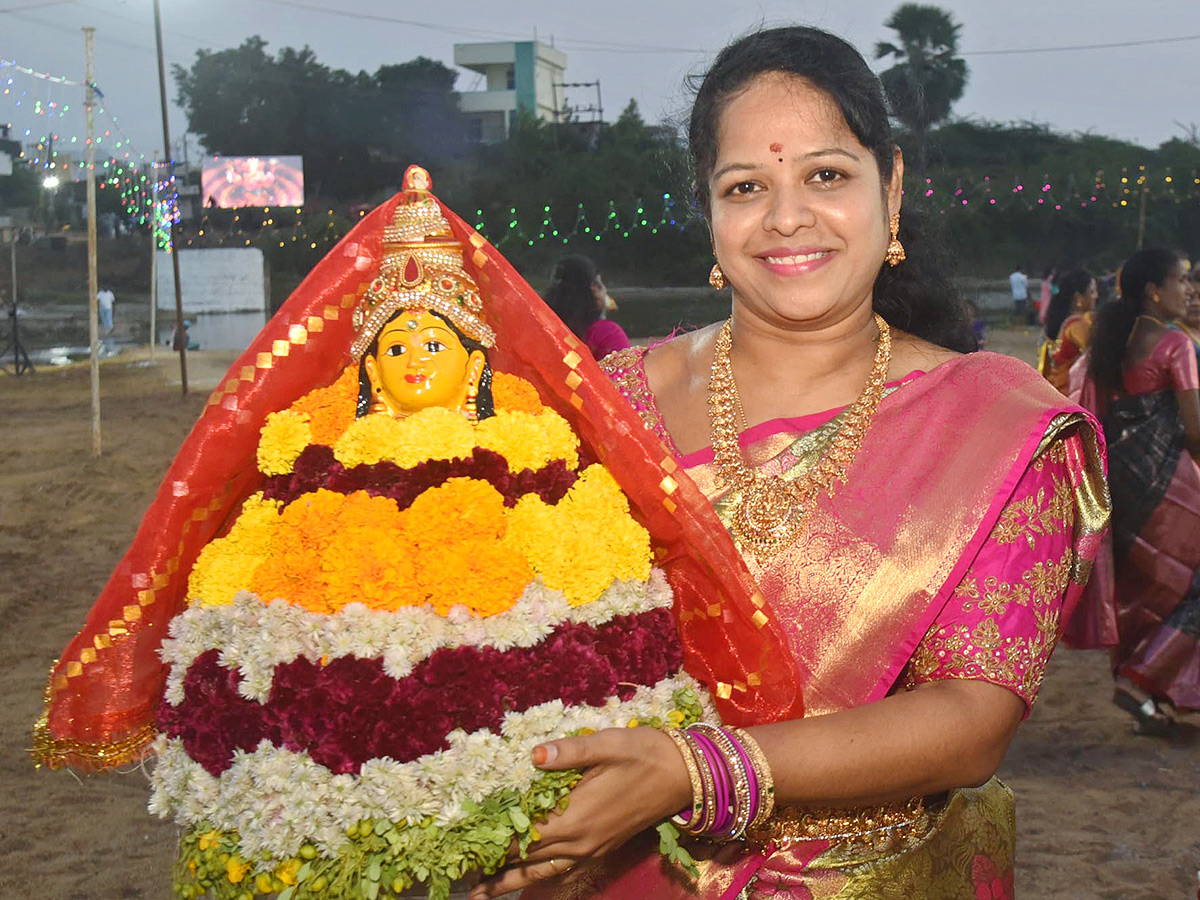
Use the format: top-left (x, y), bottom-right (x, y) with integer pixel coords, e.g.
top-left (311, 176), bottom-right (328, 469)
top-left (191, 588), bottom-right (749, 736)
top-left (34, 181), bottom-right (802, 772)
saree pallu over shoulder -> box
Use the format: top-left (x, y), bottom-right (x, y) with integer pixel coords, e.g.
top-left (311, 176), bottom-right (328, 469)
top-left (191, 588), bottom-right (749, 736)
top-left (686, 352), bottom-right (1108, 715)
top-left (525, 353), bottom-right (1108, 900)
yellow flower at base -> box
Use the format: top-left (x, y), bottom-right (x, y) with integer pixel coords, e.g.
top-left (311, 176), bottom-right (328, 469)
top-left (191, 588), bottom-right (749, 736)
top-left (275, 858), bottom-right (302, 887)
top-left (187, 494), bottom-right (282, 607)
top-left (226, 856), bottom-right (251, 885)
top-left (257, 410), bottom-right (314, 476)
top-left (507, 465), bottom-right (651, 604)
top-left (476, 409), bottom-right (578, 473)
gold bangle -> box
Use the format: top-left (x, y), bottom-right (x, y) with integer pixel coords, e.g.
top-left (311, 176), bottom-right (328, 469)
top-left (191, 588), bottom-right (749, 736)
top-left (664, 728), bottom-right (704, 830)
top-left (682, 728), bottom-right (719, 834)
top-left (729, 726), bottom-right (775, 831)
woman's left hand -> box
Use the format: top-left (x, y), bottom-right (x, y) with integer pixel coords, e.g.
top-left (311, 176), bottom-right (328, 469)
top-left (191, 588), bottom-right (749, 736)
top-left (468, 726), bottom-right (691, 899)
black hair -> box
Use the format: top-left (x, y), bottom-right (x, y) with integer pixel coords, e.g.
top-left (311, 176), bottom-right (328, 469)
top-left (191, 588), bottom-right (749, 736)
top-left (356, 309), bottom-right (495, 420)
top-left (1087, 248), bottom-right (1181, 397)
top-left (1044, 268), bottom-right (1093, 340)
top-left (543, 254), bottom-right (601, 340)
top-left (687, 26), bottom-right (975, 353)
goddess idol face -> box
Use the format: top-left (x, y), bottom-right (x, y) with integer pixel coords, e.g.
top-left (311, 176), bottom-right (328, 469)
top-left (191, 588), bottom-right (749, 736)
top-left (363, 309), bottom-right (485, 418)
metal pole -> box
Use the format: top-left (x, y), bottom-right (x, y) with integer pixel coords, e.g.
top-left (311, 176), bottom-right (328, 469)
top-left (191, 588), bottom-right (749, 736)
top-left (153, 0), bottom-right (187, 394)
top-left (149, 159), bottom-right (157, 360)
top-left (85, 26), bottom-right (101, 456)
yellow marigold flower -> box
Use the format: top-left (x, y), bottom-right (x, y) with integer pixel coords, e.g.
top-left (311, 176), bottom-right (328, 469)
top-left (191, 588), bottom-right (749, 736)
top-left (333, 413), bottom-right (409, 468)
top-left (507, 464), bottom-right (650, 604)
top-left (257, 410), bottom-right (313, 476)
top-left (491, 371), bottom-right (544, 414)
top-left (334, 408), bottom-right (476, 469)
top-left (226, 856), bottom-right (250, 885)
top-left (187, 494), bottom-right (282, 607)
top-left (287, 364), bottom-right (359, 446)
top-left (476, 409), bottom-right (578, 472)
top-left (198, 830), bottom-right (220, 851)
top-left (390, 407), bottom-right (476, 468)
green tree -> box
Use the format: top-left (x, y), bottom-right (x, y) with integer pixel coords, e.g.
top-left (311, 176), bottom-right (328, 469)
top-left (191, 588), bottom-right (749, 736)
top-left (875, 4), bottom-right (968, 171)
top-left (174, 38), bottom-right (464, 201)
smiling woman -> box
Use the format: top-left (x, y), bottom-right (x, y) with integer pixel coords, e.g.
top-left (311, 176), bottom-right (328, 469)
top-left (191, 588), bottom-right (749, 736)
top-left (473, 26), bottom-right (1113, 900)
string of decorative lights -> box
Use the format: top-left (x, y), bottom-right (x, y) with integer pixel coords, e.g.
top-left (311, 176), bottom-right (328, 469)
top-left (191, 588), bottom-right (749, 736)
top-left (1, 54), bottom-right (173, 245)
top-left (0, 57), bottom-right (85, 86)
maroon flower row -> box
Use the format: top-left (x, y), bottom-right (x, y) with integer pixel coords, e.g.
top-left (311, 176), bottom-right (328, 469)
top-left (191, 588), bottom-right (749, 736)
top-left (158, 608), bottom-right (682, 777)
top-left (261, 445), bottom-right (578, 509)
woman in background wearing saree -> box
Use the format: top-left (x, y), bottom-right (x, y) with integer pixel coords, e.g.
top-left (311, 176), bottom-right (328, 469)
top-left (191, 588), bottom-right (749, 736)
top-left (471, 27), bottom-right (1109, 900)
top-left (1039, 269), bottom-right (1098, 394)
top-left (1082, 248), bottom-right (1200, 735)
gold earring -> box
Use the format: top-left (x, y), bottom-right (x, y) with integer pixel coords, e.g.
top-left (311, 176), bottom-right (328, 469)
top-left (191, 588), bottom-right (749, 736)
top-left (708, 262), bottom-right (726, 290)
top-left (464, 385), bottom-right (479, 425)
top-left (885, 213), bottom-right (905, 267)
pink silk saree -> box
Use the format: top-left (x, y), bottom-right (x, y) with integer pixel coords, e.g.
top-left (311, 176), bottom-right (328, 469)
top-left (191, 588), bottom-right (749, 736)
top-left (526, 350), bottom-right (1109, 900)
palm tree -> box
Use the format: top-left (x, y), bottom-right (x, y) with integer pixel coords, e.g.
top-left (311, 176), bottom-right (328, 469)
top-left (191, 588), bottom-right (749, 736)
top-left (874, 4), bottom-right (968, 171)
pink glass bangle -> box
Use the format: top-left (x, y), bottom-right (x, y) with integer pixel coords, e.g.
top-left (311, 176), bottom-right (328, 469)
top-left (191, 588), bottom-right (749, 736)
top-left (715, 725), bottom-right (757, 838)
top-left (691, 731), bottom-right (732, 835)
top-left (693, 723), bottom-right (751, 840)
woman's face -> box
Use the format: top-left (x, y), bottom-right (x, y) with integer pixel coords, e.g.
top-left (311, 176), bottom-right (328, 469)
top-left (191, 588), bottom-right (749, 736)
top-left (707, 73), bottom-right (900, 330)
top-left (591, 274), bottom-right (607, 312)
top-left (1150, 260), bottom-right (1193, 320)
top-left (1075, 279), bottom-right (1098, 312)
top-left (1187, 273), bottom-right (1200, 327)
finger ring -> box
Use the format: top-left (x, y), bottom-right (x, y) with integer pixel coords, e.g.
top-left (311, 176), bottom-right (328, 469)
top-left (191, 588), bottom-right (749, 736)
top-left (549, 859), bottom-right (572, 875)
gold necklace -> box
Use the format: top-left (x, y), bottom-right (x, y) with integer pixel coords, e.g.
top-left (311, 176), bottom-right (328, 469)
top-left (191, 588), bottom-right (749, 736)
top-left (1137, 313), bottom-right (1168, 327)
top-left (707, 314), bottom-right (892, 561)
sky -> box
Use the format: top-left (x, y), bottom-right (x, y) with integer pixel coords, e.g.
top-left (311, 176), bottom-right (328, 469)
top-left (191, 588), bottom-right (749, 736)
top-left (3, 0), bottom-right (1200, 170)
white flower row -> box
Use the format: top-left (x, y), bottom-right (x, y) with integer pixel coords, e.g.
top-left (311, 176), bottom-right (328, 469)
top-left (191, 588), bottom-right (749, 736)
top-left (149, 673), bottom-right (715, 861)
top-left (160, 570), bottom-right (673, 705)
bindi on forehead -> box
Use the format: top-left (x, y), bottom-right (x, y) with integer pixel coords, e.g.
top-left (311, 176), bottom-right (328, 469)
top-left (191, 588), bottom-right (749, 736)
top-left (770, 142), bottom-right (784, 161)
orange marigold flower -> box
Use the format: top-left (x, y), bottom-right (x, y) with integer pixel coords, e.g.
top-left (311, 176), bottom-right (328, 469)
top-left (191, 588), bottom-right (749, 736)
top-left (252, 489), bottom-right (415, 613)
top-left (287, 365), bottom-right (359, 446)
top-left (406, 478), bottom-right (509, 550)
top-left (491, 371), bottom-right (544, 415)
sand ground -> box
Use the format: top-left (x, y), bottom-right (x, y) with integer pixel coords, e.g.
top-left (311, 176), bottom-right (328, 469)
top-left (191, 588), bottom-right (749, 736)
top-left (1, 337), bottom-right (1197, 900)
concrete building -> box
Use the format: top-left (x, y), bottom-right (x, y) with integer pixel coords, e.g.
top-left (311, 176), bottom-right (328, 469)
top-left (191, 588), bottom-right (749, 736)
top-left (454, 41), bottom-right (567, 143)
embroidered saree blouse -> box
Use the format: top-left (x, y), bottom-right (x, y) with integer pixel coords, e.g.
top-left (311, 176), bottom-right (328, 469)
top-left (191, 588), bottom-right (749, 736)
top-left (604, 345), bottom-right (1077, 710)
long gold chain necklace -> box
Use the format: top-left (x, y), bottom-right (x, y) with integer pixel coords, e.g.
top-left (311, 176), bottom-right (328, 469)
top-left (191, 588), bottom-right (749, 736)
top-left (707, 314), bottom-right (892, 561)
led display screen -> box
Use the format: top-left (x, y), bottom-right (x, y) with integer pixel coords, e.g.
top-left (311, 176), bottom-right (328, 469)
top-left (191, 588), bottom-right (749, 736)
top-left (201, 155), bottom-right (304, 208)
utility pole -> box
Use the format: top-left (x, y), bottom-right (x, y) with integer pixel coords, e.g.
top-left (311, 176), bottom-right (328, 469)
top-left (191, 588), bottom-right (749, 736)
top-left (85, 26), bottom-right (101, 456)
top-left (149, 157), bottom-right (158, 360)
top-left (153, 0), bottom-right (187, 394)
